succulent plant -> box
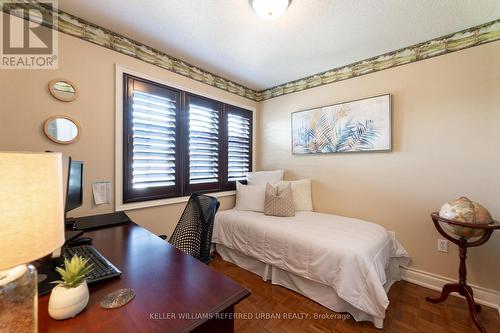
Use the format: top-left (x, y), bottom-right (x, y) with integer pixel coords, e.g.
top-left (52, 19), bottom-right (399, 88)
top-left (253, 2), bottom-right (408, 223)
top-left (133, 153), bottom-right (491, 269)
top-left (53, 255), bottom-right (93, 288)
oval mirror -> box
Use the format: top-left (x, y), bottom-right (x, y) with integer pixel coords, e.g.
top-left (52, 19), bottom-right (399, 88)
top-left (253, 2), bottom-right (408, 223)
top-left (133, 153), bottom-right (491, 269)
top-left (48, 79), bottom-right (78, 102)
top-left (44, 116), bottom-right (81, 144)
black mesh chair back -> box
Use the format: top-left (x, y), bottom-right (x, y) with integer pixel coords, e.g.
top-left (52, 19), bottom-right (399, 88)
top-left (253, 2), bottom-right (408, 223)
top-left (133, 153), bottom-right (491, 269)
top-left (168, 193), bottom-right (220, 264)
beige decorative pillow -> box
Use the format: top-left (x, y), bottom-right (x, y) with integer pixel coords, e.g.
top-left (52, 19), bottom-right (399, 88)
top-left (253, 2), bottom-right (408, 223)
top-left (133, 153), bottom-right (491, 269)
top-left (277, 179), bottom-right (313, 211)
top-left (264, 183), bottom-right (295, 217)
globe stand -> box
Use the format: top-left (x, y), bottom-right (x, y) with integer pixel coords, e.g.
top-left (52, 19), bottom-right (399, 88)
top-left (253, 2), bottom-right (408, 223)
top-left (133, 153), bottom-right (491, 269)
top-left (426, 212), bottom-right (500, 333)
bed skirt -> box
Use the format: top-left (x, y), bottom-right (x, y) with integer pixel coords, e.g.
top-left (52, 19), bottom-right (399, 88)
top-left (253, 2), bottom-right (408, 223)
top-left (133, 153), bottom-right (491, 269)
top-left (216, 243), bottom-right (404, 329)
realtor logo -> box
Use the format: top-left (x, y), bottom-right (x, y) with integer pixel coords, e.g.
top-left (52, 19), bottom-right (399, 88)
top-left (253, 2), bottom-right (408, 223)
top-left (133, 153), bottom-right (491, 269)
top-left (1, 0), bottom-right (58, 69)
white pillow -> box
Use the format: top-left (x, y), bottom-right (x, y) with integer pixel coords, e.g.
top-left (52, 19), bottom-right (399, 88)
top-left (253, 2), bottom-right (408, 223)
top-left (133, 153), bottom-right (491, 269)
top-left (235, 181), bottom-right (266, 212)
top-left (247, 169), bottom-right (284, 185)
top-left (277, 179), bottom-right (313, 211)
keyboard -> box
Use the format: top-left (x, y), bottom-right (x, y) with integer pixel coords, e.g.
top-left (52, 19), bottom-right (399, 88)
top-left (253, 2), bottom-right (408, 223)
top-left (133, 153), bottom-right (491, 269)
top-left (63, 245), bottom-right (121, 284)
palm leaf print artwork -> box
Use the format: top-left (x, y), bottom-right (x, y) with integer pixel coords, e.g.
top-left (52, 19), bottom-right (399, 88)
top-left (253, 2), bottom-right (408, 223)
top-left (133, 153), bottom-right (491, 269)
top-left (292, 95), bottom-right (391, 154)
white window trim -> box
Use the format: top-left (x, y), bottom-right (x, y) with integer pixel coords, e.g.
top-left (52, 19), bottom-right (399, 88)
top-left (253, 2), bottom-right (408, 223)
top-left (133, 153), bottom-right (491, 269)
top-left (115, 64), bottom-right (256, 211)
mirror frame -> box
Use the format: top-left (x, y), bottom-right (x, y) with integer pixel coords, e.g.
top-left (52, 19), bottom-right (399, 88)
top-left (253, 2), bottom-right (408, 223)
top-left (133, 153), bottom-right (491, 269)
top-left (43, 115), bottom-right (81, 145)
top-left (48, 78), bottom-right (79, 102)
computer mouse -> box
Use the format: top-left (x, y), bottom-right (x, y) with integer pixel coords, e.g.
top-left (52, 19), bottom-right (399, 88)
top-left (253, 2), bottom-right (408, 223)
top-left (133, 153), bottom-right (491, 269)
top-left (68, 236), bottom-right (92, 247)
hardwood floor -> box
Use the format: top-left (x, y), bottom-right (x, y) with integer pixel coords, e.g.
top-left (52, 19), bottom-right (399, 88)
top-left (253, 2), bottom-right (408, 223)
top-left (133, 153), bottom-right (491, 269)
top-left (209, 254), bottom-right (500, 333)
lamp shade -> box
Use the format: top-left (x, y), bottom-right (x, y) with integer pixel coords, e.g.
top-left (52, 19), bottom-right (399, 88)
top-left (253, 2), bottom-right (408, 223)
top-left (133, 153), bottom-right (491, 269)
top-left (0, 152), bottom-right (65, 270)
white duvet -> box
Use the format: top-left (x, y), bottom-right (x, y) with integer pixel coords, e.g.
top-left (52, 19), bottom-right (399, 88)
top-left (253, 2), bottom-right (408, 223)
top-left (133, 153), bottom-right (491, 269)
top-left (212, 209), bottom-right (409, 321)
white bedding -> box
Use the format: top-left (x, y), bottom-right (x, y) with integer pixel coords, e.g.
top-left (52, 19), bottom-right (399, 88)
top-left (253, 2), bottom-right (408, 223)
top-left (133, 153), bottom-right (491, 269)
top-left (212, 209), bottom-right (409, 324)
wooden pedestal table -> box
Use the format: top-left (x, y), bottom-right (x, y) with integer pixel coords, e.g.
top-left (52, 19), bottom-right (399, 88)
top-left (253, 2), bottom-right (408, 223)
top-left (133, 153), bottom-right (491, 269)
top-left (426, 212), bottom-right (500, 333)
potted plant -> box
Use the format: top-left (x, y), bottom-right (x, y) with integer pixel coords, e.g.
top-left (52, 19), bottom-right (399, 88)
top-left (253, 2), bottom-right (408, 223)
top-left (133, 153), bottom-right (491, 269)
top-left (48, 255), bottom-right (93, 320)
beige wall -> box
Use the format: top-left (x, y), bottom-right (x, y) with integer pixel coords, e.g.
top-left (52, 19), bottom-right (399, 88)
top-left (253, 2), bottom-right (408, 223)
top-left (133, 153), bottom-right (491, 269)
top-left (258, 41), bottom-right (500, 291)
top-left (0, 26), bottom-right (253, 236)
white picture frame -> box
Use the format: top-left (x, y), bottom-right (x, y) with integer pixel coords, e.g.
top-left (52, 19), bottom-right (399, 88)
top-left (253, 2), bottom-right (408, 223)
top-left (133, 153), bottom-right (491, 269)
top-left (291, 94), bottom-right (392, 154)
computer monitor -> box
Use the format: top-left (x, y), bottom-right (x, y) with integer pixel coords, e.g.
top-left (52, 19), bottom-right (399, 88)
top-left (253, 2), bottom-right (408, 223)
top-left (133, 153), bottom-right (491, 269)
top-left (64, 157), bottom-right (83, 214)
top-left (50, 156), bottom-right (83, 258)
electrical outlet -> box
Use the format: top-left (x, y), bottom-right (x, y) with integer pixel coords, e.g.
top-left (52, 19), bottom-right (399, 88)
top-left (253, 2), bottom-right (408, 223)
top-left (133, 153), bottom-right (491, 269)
top-left (437, 239), bottom-right (448, 253)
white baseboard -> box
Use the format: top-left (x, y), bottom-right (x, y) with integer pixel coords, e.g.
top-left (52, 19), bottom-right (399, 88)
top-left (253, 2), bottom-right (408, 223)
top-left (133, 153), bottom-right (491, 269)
top-left (400, 266), bottom-right (500, 316)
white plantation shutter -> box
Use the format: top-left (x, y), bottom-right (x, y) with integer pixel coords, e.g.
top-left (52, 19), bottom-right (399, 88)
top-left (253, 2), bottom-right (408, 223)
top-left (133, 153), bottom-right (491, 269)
top-left (227, 111), bottom-right (252, 182)
top-left (188, 100), bottom-right (220, 185)
top-left (131, 90), bottom-right (177, 189)
top-left (123, 74), bottom-right (253, 203)
top-left (123, 75), bottom-right (182, 203)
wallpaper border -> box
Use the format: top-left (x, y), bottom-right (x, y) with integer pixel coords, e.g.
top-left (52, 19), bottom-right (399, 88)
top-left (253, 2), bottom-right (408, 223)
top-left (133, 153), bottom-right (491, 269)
top-left (256, 19), bottom-right (500, 101)
top-left (1, 1), bottom-right (499, 102)
top-left (1, 0), bottom-right (258, 100)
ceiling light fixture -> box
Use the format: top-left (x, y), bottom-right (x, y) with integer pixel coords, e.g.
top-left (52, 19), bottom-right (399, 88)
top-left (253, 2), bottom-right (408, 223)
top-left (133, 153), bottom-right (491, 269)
top-left (250, 0), bottom-right (291, 20)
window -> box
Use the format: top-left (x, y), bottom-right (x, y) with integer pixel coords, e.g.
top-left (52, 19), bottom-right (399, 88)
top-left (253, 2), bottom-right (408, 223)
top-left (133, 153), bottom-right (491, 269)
top-left (123, 74), bottom-right (253, 203)
top-left (226, 106), bottom-right (252, 183)
top-left (184, 94), bottom-right (222, 194)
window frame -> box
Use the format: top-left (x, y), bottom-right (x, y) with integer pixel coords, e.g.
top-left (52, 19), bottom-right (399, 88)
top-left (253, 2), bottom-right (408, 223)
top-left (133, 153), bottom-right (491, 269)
top-left (122, 74), bottom-right (183, 203)
top-left (223, 105), bottom-right (253, 191)
top-left (115, 66), bottom-right (255, 211)
top-left (183, 93), bottom-right (225, 195)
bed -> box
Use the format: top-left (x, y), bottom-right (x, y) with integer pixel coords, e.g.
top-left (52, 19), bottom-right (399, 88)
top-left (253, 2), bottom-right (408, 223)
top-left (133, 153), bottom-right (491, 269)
top-left (212, 209), bottom-right (409, 328)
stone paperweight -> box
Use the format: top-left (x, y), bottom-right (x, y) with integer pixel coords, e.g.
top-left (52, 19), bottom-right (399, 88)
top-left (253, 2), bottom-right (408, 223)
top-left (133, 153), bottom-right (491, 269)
top-left (100, 288), bottom-right (135, 309)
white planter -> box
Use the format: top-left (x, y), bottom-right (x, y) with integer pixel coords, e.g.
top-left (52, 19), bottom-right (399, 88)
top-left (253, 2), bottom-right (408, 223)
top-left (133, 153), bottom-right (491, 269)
top-left (48, 281), bottom-right (89, 320)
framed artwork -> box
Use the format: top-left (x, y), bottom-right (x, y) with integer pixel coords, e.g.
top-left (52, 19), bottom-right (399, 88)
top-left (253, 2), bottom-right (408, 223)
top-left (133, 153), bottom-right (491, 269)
top-left (291, 94), bottom-right (391, 154)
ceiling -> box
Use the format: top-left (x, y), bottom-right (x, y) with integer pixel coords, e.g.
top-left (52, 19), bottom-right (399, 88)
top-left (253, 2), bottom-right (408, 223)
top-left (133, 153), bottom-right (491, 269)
top-left (59, 1), bottom-right (500, 91)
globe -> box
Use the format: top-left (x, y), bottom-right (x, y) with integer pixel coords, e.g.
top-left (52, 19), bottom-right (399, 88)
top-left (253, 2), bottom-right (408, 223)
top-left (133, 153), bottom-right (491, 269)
top-left (439, 197), bottom-right (493, 239)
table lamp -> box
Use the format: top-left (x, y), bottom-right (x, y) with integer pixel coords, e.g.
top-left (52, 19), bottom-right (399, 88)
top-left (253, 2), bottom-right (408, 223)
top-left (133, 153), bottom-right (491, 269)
top-left (0, 152), bottom-right (65, 332)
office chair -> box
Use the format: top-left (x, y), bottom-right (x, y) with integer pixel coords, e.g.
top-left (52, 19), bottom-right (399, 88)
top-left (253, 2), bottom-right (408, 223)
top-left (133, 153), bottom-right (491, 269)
top-left (160, 193), bottom-right (220, 264)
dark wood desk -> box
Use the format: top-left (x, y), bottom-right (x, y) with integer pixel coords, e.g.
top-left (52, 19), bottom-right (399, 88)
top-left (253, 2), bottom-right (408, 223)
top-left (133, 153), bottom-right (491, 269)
top-left (38, 222), bottom-right (250, 332)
